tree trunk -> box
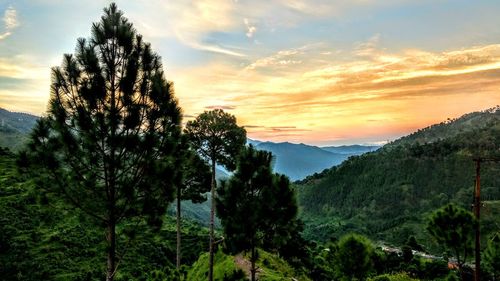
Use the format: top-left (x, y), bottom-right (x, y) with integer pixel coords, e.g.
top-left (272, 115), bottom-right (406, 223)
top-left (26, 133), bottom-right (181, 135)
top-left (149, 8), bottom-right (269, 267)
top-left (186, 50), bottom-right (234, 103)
top-left (250, 247), bottom-right (257, 281)
top-left (176, 185), bottom-right (181, 270)
top-left (208, 159), bottom-right (216, 281)
top-left (106, 221), bottom-right (116, 281)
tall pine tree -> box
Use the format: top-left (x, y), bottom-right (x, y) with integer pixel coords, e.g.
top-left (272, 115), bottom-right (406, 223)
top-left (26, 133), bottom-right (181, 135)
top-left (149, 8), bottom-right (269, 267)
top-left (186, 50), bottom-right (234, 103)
top-left (184, 109), bottom-right (246, 281)
top-left (25, 4), bottom-right (182, 280)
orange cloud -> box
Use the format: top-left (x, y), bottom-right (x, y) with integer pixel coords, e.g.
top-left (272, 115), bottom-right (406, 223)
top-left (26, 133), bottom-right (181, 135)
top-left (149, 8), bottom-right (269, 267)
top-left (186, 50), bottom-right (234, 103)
top-left (172, 43), bottom-right (500, 144)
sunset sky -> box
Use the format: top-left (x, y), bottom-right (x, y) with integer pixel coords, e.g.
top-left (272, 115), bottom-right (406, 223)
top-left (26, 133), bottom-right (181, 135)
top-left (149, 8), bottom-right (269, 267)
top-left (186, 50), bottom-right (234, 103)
top-left (1, 0), bottom-right (499, 145)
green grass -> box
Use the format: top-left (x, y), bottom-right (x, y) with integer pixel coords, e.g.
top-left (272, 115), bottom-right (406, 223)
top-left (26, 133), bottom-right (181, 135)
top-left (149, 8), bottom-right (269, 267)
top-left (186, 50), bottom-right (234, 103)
top-left (186, 249), bottom-right (310, 281)
top-left (256, 250), bottom-right (311, 281)
top-left (368, 273), bottom-right (420, 281)
top-left (187, 250), bottom-right (245, 281)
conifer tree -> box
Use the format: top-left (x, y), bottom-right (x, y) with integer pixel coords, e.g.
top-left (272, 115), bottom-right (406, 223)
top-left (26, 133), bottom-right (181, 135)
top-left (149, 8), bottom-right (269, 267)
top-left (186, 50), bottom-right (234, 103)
top-left (184, 109), bottom-right (246, 281)
top-left (216, 145), bottom-right (299, 281)
top-left (26, 4), bottom-right (182, 280)
top-left (333, 234), bottom-right (374, 281)
top-left (427, 204), bottom-right (477, 280)
top-left (172, 137), bottom-right (211, 269)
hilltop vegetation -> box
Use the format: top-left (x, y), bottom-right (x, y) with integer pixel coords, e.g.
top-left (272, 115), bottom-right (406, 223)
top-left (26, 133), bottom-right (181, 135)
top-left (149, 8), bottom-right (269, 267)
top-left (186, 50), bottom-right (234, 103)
top-left (389, 105), bottom-right (500, 146)
top-left (297, 108), bottom-right (500, 249)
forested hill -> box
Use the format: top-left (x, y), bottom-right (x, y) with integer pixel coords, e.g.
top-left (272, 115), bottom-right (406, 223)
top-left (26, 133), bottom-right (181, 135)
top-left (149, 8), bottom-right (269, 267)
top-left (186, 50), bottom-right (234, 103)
top-left (0, 108), bottom-right (38, 151)
top-left (296, 108), bottom-right (500, 247)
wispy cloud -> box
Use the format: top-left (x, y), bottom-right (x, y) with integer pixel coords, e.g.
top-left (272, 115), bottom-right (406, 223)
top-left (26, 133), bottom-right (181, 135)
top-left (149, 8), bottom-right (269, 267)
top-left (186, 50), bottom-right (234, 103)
top-left (354, 33), bottom-right (381, 57)
top-left (126, 0), bottom-right (246, 56)
top-left (205, 105), bottom-right (237, 110)
top-left (245, 46), bottom-right (308, 71)
top-left (244, 18), bottom-right (257, 38)
top-left (0, 5), bottom-right (19, 40)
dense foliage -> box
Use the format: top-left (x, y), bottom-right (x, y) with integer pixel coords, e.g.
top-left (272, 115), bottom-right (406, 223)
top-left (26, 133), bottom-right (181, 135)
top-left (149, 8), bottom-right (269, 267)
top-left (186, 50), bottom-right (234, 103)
top-left (484, 233), bottom-right (500, 280)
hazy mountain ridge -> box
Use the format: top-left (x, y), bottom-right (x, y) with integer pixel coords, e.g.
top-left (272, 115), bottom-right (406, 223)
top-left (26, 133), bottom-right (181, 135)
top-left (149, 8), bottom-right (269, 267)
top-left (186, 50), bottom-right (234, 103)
top-left (320, 144), bottom-right (379, 155)
top-left (254, 141), bottom-right (347, 181)
top-left (249, 139), bottom-right (379, 181)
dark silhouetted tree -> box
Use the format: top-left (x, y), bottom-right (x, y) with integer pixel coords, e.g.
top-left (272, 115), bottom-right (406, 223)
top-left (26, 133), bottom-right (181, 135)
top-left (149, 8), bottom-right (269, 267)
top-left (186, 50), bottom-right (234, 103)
top-left (173, 137), bottom-right (211, 269)
top-left (427, 204), bottom-right (477, 280)
top-left (25, 4), bottom-right (182, 280)
top-left (334, 234), bottom-right (374, 281)
top-left (216, 145), bottom-right (299, 281)
top-left (184, 109), bottom-right (246, 281)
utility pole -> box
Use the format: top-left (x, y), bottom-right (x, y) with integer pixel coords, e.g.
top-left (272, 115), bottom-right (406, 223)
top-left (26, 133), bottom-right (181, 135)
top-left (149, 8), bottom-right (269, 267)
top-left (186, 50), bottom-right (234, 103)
top-left (472, 157), bottom-right (500, 281)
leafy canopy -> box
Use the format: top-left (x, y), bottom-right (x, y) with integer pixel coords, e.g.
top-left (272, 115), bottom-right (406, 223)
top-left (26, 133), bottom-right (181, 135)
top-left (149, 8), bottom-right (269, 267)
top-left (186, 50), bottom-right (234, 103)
top-left (427, 204), bottom-right (477, 268)
top-left (184, 109), bottom-right (246, 170)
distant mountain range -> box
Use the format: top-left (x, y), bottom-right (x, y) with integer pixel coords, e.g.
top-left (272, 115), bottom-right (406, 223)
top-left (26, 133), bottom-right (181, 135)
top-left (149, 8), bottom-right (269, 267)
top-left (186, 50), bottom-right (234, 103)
top-left (249, 140), bottom-right (379, 181)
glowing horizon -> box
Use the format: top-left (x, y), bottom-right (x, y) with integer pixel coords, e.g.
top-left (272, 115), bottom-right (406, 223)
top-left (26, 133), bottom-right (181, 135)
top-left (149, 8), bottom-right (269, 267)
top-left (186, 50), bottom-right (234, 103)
top-left (1, 1), bottom-right (499, 145)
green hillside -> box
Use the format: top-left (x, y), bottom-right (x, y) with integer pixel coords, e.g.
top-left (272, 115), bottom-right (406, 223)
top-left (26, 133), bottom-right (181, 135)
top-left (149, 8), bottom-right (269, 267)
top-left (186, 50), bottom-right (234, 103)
top-left (297, 108), bottom-right (500, 249)
top-left (0, 149), bottom-right (209, 280)
top-left (0, 108), bottom-right (38, 151)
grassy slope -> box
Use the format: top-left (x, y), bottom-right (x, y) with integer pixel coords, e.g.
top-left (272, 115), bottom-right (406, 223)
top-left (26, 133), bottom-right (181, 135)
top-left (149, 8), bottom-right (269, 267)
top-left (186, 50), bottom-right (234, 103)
top-left (186, 249), bottom-right (311, 281)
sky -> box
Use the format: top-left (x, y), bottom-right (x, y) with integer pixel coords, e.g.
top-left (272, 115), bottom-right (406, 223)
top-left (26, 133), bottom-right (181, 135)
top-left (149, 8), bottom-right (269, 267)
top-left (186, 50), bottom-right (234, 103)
top-left (0, 0), bottom-right (499, 145)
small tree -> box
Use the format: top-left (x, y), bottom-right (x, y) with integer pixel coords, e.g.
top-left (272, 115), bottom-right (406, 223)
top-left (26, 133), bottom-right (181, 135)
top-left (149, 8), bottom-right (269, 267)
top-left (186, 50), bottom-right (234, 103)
top-left (334, 234), bottom-right (374, 281)
top-left (25, 4), bottom-right (182, 280)
top-left (216, 145), bottom-right (299, 281)
top-left (427, 204), bottom-right (477, 279)
top-left (184, 109), bottom-right (246, 281)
